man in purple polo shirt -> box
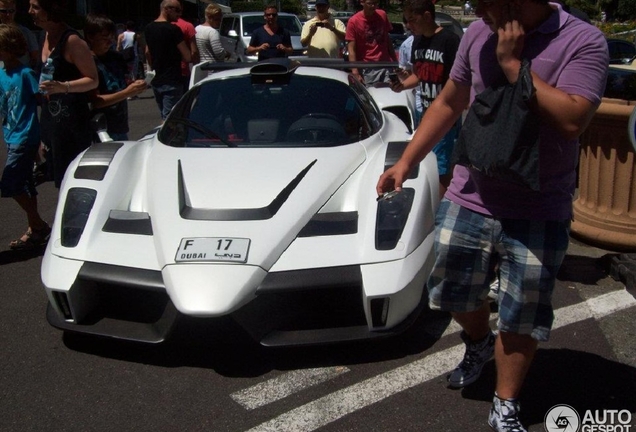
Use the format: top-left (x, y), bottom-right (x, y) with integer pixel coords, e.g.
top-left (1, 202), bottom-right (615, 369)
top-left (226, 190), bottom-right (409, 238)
top-left (377, 0), bottom-right (608, 430)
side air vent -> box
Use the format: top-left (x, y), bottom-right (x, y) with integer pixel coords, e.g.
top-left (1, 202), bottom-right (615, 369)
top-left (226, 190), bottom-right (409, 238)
top-left (74, 142), bottom-right (124, 181)
top-left (298, 212), bottom-right (358, 237)
top-left (102, 210), bottom-right (153, 235)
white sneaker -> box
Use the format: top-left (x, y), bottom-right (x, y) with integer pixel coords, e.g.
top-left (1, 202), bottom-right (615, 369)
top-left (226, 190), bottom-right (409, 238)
top-left (488, 395), bottom-right (527, 432)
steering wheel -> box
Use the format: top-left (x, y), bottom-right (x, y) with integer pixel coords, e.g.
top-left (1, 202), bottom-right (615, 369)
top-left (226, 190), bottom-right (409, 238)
top-left (286, 113), bottom-right (346, 143)
top-left (301, 113), bottom-right (341, 123)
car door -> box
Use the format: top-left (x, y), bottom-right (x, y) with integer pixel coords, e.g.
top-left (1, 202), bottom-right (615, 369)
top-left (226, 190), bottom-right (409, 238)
top-left (220, 16), bottom-right (240, 62)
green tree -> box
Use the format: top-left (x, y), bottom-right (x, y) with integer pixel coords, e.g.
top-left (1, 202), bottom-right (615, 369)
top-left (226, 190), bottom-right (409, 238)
top-left (566, 0), bottom-right (600, 18)
top-left (599, 0), bottom-right (636, 21)
top-left (616, 0), bottom-right (636, 20)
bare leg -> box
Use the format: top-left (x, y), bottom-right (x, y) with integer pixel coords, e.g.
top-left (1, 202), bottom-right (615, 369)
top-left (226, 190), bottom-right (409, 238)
top-left (13, 193), bottom-right (47, 234)
top-left (494, 331), bottom-right (537, 399)
top-left (451, 300), bottom-right (491, 341)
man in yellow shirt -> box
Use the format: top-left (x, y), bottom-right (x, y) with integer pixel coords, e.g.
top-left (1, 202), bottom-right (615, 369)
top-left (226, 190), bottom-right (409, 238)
top-left (300, 0), bottom-right (346, 58)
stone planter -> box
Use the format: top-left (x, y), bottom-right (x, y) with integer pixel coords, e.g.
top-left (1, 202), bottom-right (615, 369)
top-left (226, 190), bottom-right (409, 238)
top-left (572, 98), bottom-right (636, 251)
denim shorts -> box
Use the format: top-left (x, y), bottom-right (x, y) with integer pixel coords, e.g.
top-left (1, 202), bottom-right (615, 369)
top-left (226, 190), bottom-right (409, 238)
top-left (427, 199), bottom-right (570, 341)
top-left (431, 118), bottom-right (461, 176)
top-left (1, 143), bottom-right (38, 198)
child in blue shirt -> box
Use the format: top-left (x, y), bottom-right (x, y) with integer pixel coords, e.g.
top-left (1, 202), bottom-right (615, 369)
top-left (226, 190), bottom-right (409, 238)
top-left (0, 24), bottom-right (50, 250)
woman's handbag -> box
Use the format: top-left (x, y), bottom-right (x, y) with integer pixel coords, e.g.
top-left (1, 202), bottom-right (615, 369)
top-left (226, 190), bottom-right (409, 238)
top-left (451, 60), bottom-right (541, 191)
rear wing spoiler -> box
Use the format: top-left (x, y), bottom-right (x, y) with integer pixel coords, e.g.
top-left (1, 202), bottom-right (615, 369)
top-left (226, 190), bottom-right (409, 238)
top-left (189, 58), bottom-right (399, 89)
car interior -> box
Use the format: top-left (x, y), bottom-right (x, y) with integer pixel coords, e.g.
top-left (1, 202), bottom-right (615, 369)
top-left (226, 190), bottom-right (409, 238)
top-left (160, 74), bottom-right (375, 147)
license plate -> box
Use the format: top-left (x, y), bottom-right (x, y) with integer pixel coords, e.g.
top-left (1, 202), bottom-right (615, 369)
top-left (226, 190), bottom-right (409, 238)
top-left (175, 237), bottom-right (250, 263)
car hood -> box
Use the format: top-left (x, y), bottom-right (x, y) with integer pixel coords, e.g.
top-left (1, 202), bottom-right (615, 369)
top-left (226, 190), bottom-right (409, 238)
top-left (145, 143), bottom-right (367, 270)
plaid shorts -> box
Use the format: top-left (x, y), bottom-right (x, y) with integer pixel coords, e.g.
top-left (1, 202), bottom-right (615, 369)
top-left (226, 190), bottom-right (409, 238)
top-left (427, 199), bottom-right (570, 341)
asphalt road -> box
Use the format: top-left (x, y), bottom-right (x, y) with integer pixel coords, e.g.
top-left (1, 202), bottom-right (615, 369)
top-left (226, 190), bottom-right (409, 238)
top-left (1, 89), bottom-right (635, 432)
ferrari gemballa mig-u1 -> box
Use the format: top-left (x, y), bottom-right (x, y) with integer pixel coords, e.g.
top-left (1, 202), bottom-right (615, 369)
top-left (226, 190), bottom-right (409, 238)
top-left (41, 59), bottom-right (440, 346)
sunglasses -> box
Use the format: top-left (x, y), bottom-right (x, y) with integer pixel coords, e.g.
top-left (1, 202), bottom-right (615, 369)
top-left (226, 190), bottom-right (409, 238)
top-left (265, 13), bottom-right (278, 17)
top-left (0, 8), bottom-right (16, 13)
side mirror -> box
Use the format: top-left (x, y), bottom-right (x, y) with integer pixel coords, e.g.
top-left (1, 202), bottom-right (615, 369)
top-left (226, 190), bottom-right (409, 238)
top-left (228, 29), bottom-right (238, 38)
top-left (629, 105), bottom-right (636, 152)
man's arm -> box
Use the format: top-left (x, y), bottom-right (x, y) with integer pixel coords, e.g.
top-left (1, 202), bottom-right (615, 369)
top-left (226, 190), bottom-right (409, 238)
top-left (329, 19), bottom-right (346, 41)
top-left (386, 33), bottom-right (397, 62)
top-left (145, 45), bottom-right (152, 70)
top-left (178, 40), bottom-right (192, 63)
top-left (247, 29), bottom-right (267, 55)
top-left (300, 21), bottom-right (315, 47)
top-left (116, 33), bottom-right (124, 51)
top-left (189, 36), bottom-right (200, 65)
top-left (377, 79), bottom-right (469, 194)
top-left (347, 40), bottom-right (362, 80)
top-left (280, 30), bottom-right (293, 55)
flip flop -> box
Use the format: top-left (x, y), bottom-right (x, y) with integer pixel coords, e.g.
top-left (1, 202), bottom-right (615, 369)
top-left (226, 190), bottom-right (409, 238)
top-left (9, 224), bottom-right (51, 251)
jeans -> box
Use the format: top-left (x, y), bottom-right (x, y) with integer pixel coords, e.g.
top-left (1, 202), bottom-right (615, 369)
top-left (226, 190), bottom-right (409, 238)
top-left (151, 83), bottom-right (184, 120)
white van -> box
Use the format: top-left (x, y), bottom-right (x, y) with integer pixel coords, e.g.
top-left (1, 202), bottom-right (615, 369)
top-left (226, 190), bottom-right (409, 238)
top-left (219, 12), bottom-right (305, 62)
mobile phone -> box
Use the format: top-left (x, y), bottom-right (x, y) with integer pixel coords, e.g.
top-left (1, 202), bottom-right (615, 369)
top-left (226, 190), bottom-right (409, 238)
top-left (144, 70), bottom-right (156, 85)
top-left (315, 22), bottom-right (325, 27)
top-left (377, 190), bottom-right (400, 202)
top-left (389, 72), bottom-right (400, 85)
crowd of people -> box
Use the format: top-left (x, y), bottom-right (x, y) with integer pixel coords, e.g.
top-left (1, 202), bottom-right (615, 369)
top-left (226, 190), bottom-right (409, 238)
top-left (0, 0), bottom-right (230, 251)
top-left (1, 1), bottom-right (611, 430)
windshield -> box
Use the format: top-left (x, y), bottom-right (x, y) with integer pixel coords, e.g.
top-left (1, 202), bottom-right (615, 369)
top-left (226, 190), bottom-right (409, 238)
top-left (159, 74), bottom-right (375, 148)
top-left (242, 15), bottom-right (302, 36)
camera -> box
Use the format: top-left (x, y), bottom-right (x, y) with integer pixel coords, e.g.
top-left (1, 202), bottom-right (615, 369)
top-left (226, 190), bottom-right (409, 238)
top-left (315, 22), bottom-right (325, 27)
top-left (389, 72), bottom-right (399, 85)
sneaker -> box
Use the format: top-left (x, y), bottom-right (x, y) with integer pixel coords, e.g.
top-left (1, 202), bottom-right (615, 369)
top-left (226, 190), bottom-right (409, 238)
top-left (447, 330), bottom-right (496, 388)
top-left (488, 395), bottom-right (527, 432)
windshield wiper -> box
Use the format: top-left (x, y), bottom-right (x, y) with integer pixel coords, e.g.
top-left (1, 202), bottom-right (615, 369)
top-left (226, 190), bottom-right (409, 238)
top-left (166, 117), bottom-right (236, 148)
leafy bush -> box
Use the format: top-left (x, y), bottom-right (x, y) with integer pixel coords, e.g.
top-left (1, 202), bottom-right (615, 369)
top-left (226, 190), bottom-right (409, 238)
top-left (597, 21), bottom-right (636, 41)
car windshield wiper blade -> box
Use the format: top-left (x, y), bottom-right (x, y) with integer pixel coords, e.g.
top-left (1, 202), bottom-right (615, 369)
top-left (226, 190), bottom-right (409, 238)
top-left (167, 117), bottom-right (236, 148)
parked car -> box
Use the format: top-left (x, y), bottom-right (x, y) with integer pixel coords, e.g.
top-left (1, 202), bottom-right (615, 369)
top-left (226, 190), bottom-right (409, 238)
top-left (219, 12), bottom-right (305, 62)
top-left (42, 59), bottom-right (440, 346)
top-left (607, 38), bottom-right (636, 64)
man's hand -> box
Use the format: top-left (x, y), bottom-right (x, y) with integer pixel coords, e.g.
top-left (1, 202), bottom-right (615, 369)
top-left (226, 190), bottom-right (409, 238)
top-left (397, 68), bottom-right (410, 81)
top-left (497, 3), bottom-right (524, 83)
top-left (376, 160), bottom-right (411, 197)
top-left (390, 81), bottom-right (404, 92)
top-left (260, 43), bottom-right (270, 51)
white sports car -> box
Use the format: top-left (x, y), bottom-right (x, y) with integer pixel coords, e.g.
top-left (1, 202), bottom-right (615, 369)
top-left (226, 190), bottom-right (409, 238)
top-left (42, 59), bottom-right (440, 346)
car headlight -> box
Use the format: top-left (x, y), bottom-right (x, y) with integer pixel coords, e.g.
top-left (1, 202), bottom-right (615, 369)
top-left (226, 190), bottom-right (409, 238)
top-left (61, 188), bottom-right (97, 247)
top-left (375, 188), bottom-right (414, 250)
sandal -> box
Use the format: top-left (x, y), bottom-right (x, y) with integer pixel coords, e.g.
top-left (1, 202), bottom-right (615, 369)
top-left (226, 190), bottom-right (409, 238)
top-left (9, 224), bottom-right (52, 250)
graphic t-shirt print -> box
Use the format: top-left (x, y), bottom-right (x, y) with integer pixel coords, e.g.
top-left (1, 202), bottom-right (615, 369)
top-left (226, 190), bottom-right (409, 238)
top-left (364, 24), bottom-right (384, 47)
top-left (413, 48), bottom-right (446, 109)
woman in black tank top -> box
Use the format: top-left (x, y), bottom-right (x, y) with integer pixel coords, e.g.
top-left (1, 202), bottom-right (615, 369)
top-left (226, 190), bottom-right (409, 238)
top-left (29, 0), bottom-right (99, 188)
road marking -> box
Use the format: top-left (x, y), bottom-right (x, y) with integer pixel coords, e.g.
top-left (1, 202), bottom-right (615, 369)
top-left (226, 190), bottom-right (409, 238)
top-left (245, 289), bottom-right (636, 432)
top-left (231, 366), bottom-right (350, 410)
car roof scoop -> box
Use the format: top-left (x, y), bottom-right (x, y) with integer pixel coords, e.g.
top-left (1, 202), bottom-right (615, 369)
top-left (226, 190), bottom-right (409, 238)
top-left (250, 58), bottom-right (297, 85)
